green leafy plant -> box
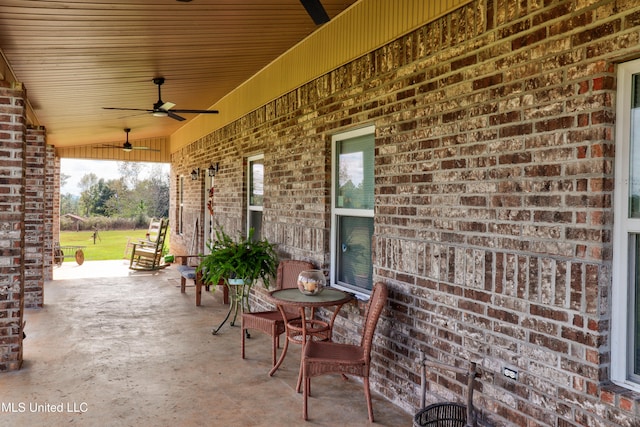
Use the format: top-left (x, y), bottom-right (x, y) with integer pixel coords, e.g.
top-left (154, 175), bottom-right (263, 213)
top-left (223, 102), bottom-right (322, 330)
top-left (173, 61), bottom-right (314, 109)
top-left (197, 226), bottom-right (278, 291)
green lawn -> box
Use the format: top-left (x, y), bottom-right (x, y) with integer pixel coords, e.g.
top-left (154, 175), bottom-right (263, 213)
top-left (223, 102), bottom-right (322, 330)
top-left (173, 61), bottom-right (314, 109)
top-left (59, 229), bottom-right (169, 262)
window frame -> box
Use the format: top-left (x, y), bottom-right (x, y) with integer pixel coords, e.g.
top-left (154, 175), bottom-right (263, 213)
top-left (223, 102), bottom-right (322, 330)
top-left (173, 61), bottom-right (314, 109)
top-left (330, 125), bottom-right (375, 299)
top-left (247, 154), bottom-right (264, 240)
top-left (612, 58), bottom-right (640, 392)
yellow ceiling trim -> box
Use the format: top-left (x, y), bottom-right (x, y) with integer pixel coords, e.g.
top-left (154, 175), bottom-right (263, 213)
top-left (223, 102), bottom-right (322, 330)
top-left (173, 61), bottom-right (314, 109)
top-left (170, 0), bottom-right (473, 152)
top-left (55, 137), bottom-right (170, 162)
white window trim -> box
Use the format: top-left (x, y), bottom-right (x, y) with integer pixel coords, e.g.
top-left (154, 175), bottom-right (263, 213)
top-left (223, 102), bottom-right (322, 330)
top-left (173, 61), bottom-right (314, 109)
top-left (330, 125), bottom-right (375, 300)
top-left (247, 154), bottom-right (264, 237)
top-left (612, 58), bottom-right (640, 392)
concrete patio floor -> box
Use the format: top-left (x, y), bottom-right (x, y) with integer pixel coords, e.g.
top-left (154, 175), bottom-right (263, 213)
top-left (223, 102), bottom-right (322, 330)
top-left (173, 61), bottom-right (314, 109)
top-left (1, 260), bottom-right (412, 427)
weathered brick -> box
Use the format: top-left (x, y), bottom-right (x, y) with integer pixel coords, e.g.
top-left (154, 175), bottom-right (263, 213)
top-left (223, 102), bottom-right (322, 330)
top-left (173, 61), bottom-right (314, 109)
top-left (0, 86), bottom-right (25, 372)
top-left (165, 1), bottom-right (639, 426)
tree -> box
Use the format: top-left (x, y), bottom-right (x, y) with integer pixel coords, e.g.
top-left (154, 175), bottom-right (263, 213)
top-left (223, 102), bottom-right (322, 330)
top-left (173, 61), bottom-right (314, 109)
top-left (144, 165), bottom-right (170, 218)
top-left (103, 179), bottom-right (128, 216)
top-left (60, 172), bottom-right (71, 189)
top-left (78, 173), bottom-right (98, 193)
top-left (118, 162), bottom-right (146, 189)
top-left (79, 178), bottom-right (116, 216)
top-left (60, 193), bottom-right (78, 216)
top-left (74, 163), bottom-right (169, 220)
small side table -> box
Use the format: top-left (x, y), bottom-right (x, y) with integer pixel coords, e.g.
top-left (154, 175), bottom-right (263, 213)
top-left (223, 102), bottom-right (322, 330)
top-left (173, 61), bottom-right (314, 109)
top-left (212, 279), bottom-right (247, 335)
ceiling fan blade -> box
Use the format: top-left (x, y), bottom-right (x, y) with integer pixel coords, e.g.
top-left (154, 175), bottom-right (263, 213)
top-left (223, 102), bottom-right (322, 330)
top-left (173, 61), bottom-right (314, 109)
top-left (103, 107), bottom-right (153, 112)
top-left (300, 0), bottom-right (330, 25)
top-left (94, 144), bottom-right (159, 152)
top-left (171, 109), bottom-right (219, 114)
top-left (113, 112), bottom-right (149, 120)
top-left (167, 111), bottom-right (186, 121)
top-left (131, 146), bottom-right (160, 152)
top-left (94, 145), bottom-right (121, 149)
top-left (159, 101), bottom-right (175, 110)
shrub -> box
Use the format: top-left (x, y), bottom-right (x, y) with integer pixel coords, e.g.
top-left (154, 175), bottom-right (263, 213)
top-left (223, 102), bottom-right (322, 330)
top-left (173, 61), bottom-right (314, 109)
top-left (59, 216), bottom-right (150, 231)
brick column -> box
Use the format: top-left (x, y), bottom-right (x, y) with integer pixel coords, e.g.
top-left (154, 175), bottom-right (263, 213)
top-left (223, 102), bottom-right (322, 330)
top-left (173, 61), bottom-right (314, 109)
top-left (0, 81), bottom-right (26, 371)
top-left (44, 144), bottom-right (55, 281)
top-left (24, 126), bottom-right (47, 307)
top-left (52, 156), bottom-right (60, 253)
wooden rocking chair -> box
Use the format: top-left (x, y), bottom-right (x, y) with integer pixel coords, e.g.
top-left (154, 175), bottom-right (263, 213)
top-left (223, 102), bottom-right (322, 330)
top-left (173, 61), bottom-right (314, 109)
top-left (124, 217), bottom-right (163, 259)
top-left (129, 218), bottom-right (169, 271)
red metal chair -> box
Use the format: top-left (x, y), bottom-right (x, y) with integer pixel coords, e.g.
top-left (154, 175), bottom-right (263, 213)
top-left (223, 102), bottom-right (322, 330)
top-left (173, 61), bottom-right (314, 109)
top-left (302, 282), bottom-right (388, 422)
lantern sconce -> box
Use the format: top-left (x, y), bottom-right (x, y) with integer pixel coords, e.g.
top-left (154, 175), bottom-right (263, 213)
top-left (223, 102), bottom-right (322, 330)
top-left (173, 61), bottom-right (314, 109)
top-left (190, 168), bottom-right (200, 181)
top-left (208, 162), bottom-right (219, 177)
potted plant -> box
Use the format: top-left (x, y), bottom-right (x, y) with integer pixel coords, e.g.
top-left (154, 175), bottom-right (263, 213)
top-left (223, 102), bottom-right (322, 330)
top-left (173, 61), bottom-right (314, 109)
top-left (197, 226), bottom-right (278, 312)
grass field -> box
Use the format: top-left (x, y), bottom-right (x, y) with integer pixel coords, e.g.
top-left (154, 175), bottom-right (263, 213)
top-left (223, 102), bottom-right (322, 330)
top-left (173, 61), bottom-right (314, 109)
top-left (59, 229), bottom-right (169, 262)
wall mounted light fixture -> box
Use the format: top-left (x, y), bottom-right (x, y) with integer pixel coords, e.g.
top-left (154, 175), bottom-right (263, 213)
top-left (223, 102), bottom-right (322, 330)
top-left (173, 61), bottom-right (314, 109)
top-left (208, 162), bottom-right (219, 177)
top-left (190, 168), bottom-right (200, 180)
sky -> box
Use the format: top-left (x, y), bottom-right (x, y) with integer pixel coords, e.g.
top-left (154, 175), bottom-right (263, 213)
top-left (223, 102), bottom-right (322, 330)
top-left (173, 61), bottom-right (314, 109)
top-left (60, 159), bottom-right (170, 196)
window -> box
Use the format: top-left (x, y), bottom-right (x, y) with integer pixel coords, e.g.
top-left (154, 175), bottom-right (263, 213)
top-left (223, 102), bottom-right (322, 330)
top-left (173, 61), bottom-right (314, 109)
top-left (247, 154), bottom-right (264, 240)
top-left (613, 58), bottom-right (640, 391)
top-left (331, 126), bottom-right (375, 297)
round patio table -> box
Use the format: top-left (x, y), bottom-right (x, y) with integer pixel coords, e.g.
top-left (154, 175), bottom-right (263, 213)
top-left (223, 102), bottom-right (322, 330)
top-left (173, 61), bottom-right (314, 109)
top-left (267, 287), bottom-right (354, 391)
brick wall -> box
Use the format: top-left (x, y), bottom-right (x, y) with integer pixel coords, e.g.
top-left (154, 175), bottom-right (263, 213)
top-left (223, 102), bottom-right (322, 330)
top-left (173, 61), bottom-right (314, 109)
top-left (0, 81), bottom-right (26, 371)
top-left (170, 1), bottom-right (640, 425)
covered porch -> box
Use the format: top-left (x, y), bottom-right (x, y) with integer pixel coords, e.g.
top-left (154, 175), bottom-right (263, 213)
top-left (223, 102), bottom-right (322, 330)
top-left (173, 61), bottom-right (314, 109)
top-left (2, 261), bottom-right (411, 426)
top-left (4, 0), bottom-right (640, 425)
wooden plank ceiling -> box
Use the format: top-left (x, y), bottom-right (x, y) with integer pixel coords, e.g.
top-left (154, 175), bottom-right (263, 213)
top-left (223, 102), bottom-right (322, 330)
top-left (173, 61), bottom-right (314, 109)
top-left (0, 0), bottom-right (358, 152)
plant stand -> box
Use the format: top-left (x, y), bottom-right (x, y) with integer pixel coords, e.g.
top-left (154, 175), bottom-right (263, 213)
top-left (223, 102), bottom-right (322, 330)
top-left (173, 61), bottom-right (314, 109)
top-left (212, 279), bottom-right (249, 335)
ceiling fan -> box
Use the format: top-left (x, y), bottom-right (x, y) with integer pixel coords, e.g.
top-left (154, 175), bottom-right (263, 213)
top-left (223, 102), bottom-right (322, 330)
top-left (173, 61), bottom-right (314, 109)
top-left (300, 0), bottom-right (330, 25)
top-left (102, 77), bottom-right (219, 122)
top-left (95, 128), bottom-right (159, 152)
